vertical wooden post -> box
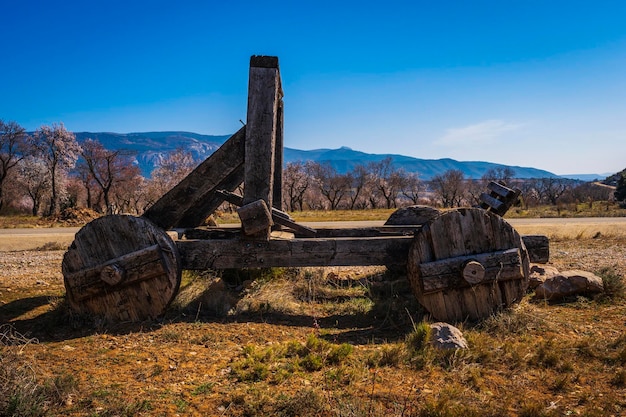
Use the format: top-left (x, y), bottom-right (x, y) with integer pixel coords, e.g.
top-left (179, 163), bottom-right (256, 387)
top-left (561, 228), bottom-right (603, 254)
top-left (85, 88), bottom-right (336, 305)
top-left (243, 55), bottom-right (282, 239)
top-left (273, 98), bottom-right (284, 213)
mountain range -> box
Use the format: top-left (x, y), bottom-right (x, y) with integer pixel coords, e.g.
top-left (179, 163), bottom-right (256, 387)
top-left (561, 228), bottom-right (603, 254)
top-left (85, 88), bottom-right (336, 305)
top-left (71, 131), bottom-right (598, 181)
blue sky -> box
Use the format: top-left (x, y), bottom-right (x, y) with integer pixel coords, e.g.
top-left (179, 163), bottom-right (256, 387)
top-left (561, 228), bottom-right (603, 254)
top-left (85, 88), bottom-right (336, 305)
top-left (2, 1), bottom-right (625, 175)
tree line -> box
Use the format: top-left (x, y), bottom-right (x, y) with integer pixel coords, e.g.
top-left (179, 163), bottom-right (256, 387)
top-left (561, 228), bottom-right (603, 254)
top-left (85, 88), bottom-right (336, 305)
top-left (0, 119), bottom-right (619, 218)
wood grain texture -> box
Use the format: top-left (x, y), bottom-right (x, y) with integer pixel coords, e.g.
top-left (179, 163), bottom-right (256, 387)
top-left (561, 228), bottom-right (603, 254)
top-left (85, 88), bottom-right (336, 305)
top-left (177, 236), bottom-right (413, 269)
top-left (407, 208), bottom-right (530, 323)
top-left (62, 215), bottom-right (181, 322)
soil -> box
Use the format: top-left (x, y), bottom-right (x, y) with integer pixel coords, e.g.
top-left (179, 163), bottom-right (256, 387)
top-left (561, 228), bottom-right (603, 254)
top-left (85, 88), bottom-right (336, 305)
top-left (1, 235), bottom-right (626, 416)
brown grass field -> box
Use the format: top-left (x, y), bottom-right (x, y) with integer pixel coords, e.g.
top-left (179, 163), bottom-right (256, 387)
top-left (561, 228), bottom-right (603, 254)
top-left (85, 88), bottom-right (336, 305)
top-left (1, 210), bottom-right (626, 416)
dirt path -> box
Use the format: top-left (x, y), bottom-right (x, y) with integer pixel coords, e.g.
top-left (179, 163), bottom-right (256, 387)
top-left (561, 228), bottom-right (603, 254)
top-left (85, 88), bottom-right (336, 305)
top-left (1, 217), bottom-right (626, 251)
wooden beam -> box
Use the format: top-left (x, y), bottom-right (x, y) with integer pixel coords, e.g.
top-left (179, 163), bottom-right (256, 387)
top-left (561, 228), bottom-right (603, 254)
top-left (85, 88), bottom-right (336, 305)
top-left (177, 236), bottom-right (413, 270)
top-left (238, 199), bottom-right (274, 236)
top-left (176, 231), bottom-right (548, 270)
top-left (520, 234), bottom-right (549, 263)
top-left (217, 190), bottom-right (317, 237)
top-left (273, 98), bottom-right (284, 212)
top-left (419, 248), bottom-right (523, 294)
top-left (176, 164), bottom-right (244, 228)
top-left (142, 127), bottom-right (245, 230)
top-left (243, 56), bottom-right (282, 239)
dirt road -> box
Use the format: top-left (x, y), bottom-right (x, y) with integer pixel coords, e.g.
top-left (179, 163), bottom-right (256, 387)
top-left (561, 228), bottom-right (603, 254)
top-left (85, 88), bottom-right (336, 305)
top-left (1, 217), bottom-right (625, 251)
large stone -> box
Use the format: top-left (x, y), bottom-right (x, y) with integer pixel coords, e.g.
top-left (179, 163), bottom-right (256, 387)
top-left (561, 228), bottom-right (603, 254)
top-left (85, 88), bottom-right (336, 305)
top-left (534, 269), bottom-right (604, 301)
top-left (429, 322), bottom-right (468, 350)
top-left (529, 264), bottom-right (560, 289)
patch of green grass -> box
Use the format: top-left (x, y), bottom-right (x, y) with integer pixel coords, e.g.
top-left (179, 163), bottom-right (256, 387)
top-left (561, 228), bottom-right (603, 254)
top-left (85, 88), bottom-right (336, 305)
top-left (597, 266), bottom-right (625, 300)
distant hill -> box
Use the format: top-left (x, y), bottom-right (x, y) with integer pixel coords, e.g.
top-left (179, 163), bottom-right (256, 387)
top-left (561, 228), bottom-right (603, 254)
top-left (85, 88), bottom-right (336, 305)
top-left (73, 131), bottom-right (230, 176)
top-left (284, 146), bottom-right (556, 180)
top-left (559, 173), bottom-right (615, 182)
top-left (71, 131), bottom-right (560, 180)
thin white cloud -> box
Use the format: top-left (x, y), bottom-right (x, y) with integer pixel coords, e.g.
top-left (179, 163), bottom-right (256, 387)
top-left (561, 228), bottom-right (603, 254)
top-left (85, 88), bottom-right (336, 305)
top-left (436, 120), bottom-right (524, 146)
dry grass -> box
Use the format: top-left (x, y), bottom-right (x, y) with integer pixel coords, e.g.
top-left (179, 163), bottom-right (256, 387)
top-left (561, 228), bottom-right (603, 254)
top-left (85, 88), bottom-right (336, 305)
top-left (2, 210), bottom-right (626, 416)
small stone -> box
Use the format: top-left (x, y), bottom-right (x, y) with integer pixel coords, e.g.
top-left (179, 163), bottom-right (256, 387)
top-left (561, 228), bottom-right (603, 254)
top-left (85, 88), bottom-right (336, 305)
top-left (429, 322), bottom-right (468, 350)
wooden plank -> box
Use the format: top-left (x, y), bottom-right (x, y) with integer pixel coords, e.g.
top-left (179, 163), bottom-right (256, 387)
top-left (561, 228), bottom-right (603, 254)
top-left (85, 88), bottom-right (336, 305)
top-left (273, 98), bottom-right (284, 212)
top-left (70, 247), bottom-right (168, 302)
top-left (480, 192), bottom-right (504, 211)
top-left (176, 164), bottom-right (245, 228)
top-left (65, 244), bottom-right (161, 284)
top-left (244, 56), bottom-right (281, 207)
top-left (177, 236), bottom-right (413, 269)
top-left (486, 181), bottom-right (515, 198)
top-left (419, 249), bottom-right (523, 293)
top-left (143, 127), bottom-right (246, 230)
top-left (521, 234), bottom-right (549, 263)
top-left (243, 56), bottom-right (282, 239)
top-left (217, 190), bottom-right (317, 237)
top-left (272, 215), bottom-right (317, 237)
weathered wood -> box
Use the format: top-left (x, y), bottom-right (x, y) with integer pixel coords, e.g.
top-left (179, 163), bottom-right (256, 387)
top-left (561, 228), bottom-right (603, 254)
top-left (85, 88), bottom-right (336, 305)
top-left (178, 226), bottom-right (549, 264)
top-left (419, 248), bottom-right (523, 293)
top-left (407, 208), bottom-right (530, 322)
top-left (244, 57), bottom-right (281, 206)
top-left (177, 164), bottom-right (245, 228)
top-left (312, 227), bottom-right (418, 238)
top-left (384, 205), bottom-right (440, 273)
top-left (143, 127), bottom-right (246, 229)
top-left (177, 236), bottom-right (413, 269)
top-left (479, 192), bottom-right (505, 212)
top-left (479, 181), bottom-right (521, 216)
top-left (217, 190), bottom-right (317, 237)
top-left (384, 205), bottom-right (441, 226)
top-left (238, 199), bottom-right (273, 237)
top-left (463, 260), bottom-right (486, 285)
top-left (62, 215), bottom-right (181, 322)
top-left (521, 234), bottom-right (550, 263)
top-left (243, 57), bottom-right (282, 239)
top-left (273, 98), bottom-right (284, 212)
top-left (272, 214), bottom-right (317, 237)
top-left (487, 181), bottom-right (516, 199)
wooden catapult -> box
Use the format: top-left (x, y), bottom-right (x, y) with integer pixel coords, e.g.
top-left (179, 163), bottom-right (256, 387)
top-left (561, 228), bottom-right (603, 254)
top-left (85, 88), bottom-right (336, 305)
top-left (62, 56), bottom-right (549, 324)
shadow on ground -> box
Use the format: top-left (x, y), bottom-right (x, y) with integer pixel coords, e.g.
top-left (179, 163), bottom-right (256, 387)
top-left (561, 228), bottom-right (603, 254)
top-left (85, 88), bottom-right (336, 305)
top-left (1, 271), bottom-right (427, 345)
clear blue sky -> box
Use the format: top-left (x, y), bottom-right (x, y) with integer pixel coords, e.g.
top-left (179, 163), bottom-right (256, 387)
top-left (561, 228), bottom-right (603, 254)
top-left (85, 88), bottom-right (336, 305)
top-left (2, 0), bottom-right (625, 175)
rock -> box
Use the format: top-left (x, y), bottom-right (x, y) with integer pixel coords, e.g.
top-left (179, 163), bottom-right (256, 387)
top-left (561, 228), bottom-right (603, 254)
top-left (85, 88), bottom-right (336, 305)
top-left (429, 322), bottom-right (468, 350)
top-left (529, 264), bottom-right (560, 289)
top-left (534, 269), bottom-right (604, 301)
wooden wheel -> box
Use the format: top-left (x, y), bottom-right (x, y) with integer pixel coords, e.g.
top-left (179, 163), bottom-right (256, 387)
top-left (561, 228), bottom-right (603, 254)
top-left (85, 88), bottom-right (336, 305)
top-left (384, 206), bottom-right (440, 274)
top-left (62, 215), bottom-right (182, 322)
top-left (407, 208), bottom-right (530, 322)
top-left (384, 205), bottom-right (441, 226)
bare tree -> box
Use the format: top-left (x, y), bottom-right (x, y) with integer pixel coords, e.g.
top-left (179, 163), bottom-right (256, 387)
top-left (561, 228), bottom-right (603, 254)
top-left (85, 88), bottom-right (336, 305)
top-left (78, 139), bottom-right (140, 212)
top-left (482, 166), bottom-right (515, 185)
top-left (150, 148), bottom-right (197, 198)
top-left (16, 157), bottom-right (51, 216)
top-left (283, 161), bottom-right (311, 211)
top-left (346, 164), bottom-right (369, 209)
top-left (368, 157), bottom-right (407, 209)
top-left (307, 161), bottom-right (350, 210)
top-left (431, 169), bottom-right (466, 208)
top-left (400, 172), bottom-right (422, 205)
top-left (30, 123), bottom-right (81, 216)
top-left (0, 120), bottom-right (30, 212)
top-left (536, 177), bottom-right (572, 205)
